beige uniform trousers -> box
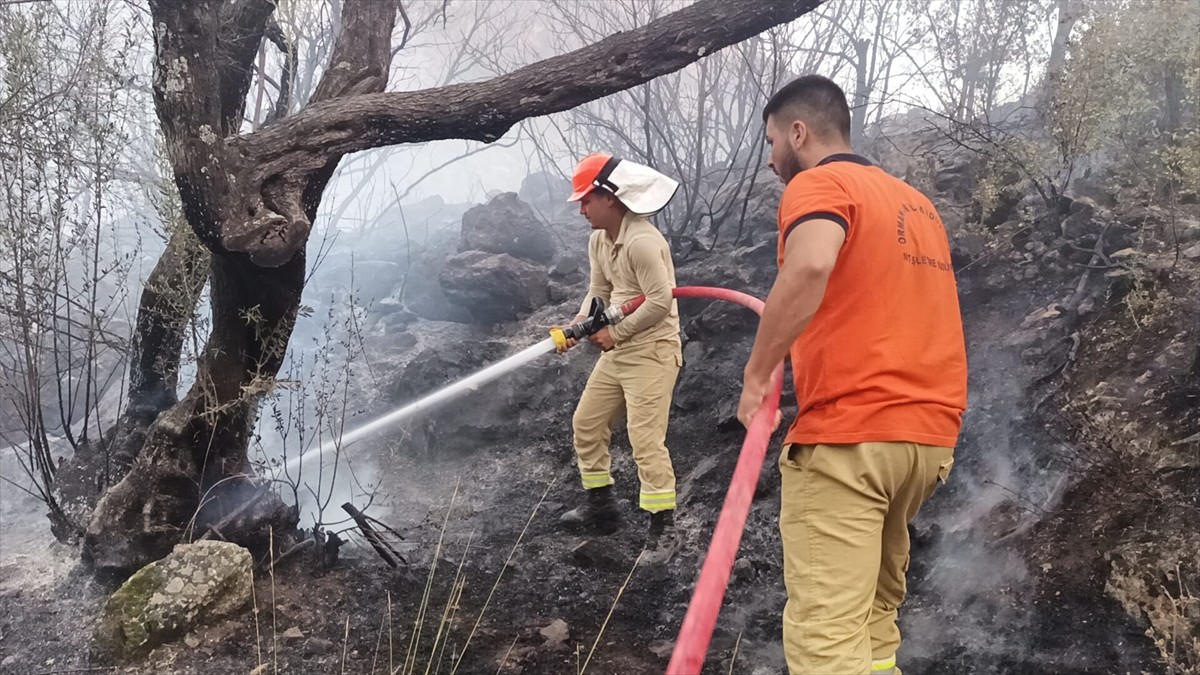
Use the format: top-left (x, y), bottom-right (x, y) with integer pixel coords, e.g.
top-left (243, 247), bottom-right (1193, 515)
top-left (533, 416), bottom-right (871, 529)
top-left (572, 339), bottom-right (682, 512)
top-left (780, 441), bottom-right (954, 674)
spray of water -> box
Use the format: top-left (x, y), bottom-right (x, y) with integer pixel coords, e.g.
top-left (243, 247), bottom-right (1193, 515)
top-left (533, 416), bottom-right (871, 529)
top-left (278, 337), bottom-right (558, 475)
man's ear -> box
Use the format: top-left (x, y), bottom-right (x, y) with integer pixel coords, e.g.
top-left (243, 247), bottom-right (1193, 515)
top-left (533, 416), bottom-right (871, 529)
top-left (790, 119), bottom-right (807, 151)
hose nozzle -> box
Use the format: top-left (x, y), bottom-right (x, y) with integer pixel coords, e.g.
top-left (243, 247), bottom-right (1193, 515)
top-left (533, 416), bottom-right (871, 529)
top-left (549, 297), bottom-right (630, 349)
top-left (549, 326), bottom-right (569, 351)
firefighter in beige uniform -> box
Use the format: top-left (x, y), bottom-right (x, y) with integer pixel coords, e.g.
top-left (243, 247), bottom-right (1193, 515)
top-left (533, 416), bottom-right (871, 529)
top-left (555, 153), bottom-right (683, 563)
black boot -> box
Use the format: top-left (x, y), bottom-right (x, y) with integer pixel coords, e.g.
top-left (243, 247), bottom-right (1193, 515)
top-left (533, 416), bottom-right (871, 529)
top-left (642, 509), bottom-right (680, 564)
top-left (559, 485), bottom-right (621, 533)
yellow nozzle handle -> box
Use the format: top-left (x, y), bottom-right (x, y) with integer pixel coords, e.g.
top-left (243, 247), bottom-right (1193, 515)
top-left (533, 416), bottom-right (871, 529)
top-left (549, 327), bottom-right (568, 352)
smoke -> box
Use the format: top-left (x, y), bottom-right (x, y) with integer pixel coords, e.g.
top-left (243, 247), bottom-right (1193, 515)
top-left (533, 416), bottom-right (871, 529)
top-left (0, 437), bottom-right (81, 589)
top-left (247, 264), bottom-right (390, 530)
top-left (901, 318), bottom-right (1070, 666)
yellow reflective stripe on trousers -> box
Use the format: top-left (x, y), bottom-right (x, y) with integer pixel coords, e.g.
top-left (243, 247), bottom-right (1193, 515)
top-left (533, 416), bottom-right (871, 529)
top-left (581, 472), bottom-right (612, 488)
top-left (872, 656), bottom-right (897, 673)
top-left (639, 491), bottom-right (676, 510)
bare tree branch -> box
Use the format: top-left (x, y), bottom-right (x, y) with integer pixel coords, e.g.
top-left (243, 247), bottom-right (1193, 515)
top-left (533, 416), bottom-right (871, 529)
top-left (263, 16), bottom-right (296, 124)
top-left (391, 1), bottom-right (413, 57)
top-left (217, 0), bottom-right (277, 132)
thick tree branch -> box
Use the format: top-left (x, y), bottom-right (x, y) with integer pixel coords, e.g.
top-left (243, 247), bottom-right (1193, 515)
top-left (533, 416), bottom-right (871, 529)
top-left (310, 0), bottom-right (398, 103)
top-left (221, 0), bottom-right (400, 265)
top-left (223, 0), bottom-right (824, 266)
top-left (151, 0), bottom-right (279, 261)
top-left (245, 0), bottom-right (823, 156)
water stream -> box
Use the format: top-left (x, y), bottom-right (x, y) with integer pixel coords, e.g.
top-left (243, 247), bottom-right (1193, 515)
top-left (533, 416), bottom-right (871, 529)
top-left (278, 337), bottom-right (558, 475)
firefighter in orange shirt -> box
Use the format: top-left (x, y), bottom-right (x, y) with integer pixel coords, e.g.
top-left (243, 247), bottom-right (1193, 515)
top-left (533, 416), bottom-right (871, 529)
top-left (738, 75), bottom-right (968, 674)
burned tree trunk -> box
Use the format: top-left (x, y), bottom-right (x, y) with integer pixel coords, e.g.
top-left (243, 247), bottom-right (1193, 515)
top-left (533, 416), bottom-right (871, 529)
top-left (83, 0), bottom-right (304, 575)
top-left (108, 221), bottom-right (210, 471)
top-left (84, 0), bottom-right (826, 577)
top-left (850, 38), bottom-right (870, 147)
top-left (104, 4), bottom-right (321, 483)
top-left (84, 253), bottom-right (305, 574)
top-left (1045, 0), bottom-right (1081, 88)
top-left (54, 218), bottom-right (211, 533)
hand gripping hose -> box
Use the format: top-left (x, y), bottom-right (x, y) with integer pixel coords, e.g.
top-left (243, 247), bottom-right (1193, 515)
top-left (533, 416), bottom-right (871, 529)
top-left (558, 286), bottom-right (784, 673)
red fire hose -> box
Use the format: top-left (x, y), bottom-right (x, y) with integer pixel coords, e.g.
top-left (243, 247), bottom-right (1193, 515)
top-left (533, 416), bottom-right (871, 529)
top-left (616, 286), bottom-right (784, 674)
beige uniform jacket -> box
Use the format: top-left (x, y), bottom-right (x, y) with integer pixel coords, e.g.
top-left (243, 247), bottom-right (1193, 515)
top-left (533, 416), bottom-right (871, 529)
top-left (577, 213), bottom-right (681, 347)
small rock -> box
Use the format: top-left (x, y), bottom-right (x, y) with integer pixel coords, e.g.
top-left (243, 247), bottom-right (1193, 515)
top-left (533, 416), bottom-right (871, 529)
top-left (1182, 242), bottom-right (1200, 260)
top-left (539, 618), bottom-right (570, 647)
top-left (249, 665), bottom-right (268, 675)
top-left (184, 634), bottom-right (200, 648)
top-left (731, 557), bottom-right (753, 584)
top-left (648, 639), bottom-right (675, 658)
top-left (303, 637), bottom-right (336, 656)
top-left (282, 626), bottom-right (304, 641)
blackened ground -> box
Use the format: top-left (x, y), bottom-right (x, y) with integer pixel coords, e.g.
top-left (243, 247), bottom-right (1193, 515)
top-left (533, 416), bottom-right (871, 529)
top-left (2, 210), bottom-right (1188, 673)
top-left (0, 305), bottom-right (1165, 675)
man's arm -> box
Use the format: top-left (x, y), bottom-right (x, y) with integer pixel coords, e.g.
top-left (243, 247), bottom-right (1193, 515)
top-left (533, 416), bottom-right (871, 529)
top-left (577, 233), bottom-right (612, 320)
top-left (606, 237), bottom-right (673, 344)
top-left (737, 218), bottom-right (845, 427)
top-left (556, 234), bottom-right (611, 352)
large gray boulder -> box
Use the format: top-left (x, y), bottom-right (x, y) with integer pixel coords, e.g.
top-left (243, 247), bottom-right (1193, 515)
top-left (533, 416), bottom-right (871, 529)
top-left (439, 250), bottom-right (549, 324)
top-left (518, 170), bottom-right (570, 207)
top-left (92, 540), bottom-right (252, 663)
top-left (460, 192), bottom-right (557, 264)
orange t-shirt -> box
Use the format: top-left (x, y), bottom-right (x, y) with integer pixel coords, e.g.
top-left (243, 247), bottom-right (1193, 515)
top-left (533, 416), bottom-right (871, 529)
top-left (776, 154), bottom-right (967, 448)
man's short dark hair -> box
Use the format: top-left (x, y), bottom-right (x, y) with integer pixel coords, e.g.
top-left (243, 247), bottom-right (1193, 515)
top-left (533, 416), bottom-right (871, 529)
top-left (762, 75), bottom-right (852, 142)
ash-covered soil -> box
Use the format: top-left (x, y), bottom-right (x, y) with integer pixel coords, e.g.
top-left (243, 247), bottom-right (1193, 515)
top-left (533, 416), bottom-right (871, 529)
top-left (4, 184), bottom-right (1195, 674)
